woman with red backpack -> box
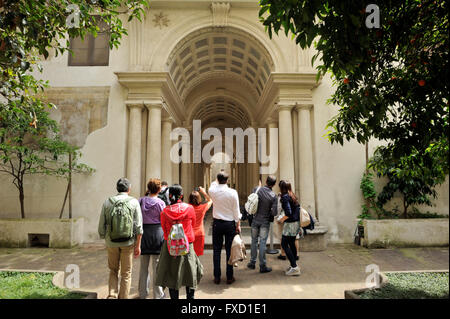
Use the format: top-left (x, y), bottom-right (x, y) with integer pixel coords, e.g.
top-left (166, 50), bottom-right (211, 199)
top-left (155, 184), bottom-right (204, 299)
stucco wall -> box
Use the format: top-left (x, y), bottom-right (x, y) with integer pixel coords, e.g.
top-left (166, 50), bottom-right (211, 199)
top-left (363, 219), bottom-right (449, 248)
top-left (0, 27), bottom-right (130, 242)
top-left (0, 1), bottom-right (448, 244)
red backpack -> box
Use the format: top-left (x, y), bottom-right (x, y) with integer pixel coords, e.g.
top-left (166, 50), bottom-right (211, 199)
top-left (163, 205), bottom-right (189, 256)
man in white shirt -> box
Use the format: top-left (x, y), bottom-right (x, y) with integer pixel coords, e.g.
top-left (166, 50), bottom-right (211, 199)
top-left (208, 171), bottom-right (241, 285)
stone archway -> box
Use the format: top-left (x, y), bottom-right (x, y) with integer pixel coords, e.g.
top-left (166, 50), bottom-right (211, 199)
top-left (117, 23), bottom-right (321, 215)
top-left (164, 26), bottom-right (275, 202)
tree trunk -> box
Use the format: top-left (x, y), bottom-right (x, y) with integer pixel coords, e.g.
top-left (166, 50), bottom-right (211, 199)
top-left (19, 186), bottom-right (25, 219)
top-left (403, 196), bottom-right (408, 219)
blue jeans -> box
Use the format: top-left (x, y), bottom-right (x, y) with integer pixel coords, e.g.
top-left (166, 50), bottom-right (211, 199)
top-left (250, 224), bottom-right (270, 268)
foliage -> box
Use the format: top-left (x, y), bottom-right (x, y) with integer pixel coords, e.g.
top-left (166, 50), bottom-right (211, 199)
top-left (359, 172), bottom-right (379, 221)
top-left (358, 167), bottom-right (448, 220)
top-left (408, 207), bottom-right (448, 219)
top-left (0, 0), bottom-right (148, 217)
top-left (358, 272), bottom-right (449, 299)
top-left (370, 144), bottom-right (447, 218)
top-left (259, 0), bottom-right (449, 213)
top-left (0, 271), bottom-right (85, 299)
top-left (0, 0), bottom-right (148, 77)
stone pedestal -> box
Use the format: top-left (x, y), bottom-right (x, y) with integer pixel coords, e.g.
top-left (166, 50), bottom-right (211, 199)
top-left (297, 225), bottom-right (328, 252)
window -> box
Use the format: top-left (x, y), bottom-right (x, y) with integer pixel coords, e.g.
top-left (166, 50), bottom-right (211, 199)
top-left (68, 18), bottom-right (110, 66)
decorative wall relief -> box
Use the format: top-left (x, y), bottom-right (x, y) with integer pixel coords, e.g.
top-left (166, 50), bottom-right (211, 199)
top-left (41, 87), bottom-right (110, 148)
top-left (211, 2), bottom-right (231, 27)
top-left (153, 11), bottom-right (170, 29)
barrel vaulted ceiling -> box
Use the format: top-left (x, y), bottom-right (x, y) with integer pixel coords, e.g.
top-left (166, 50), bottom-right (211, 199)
top-left (166, 27), bottom-right (275, 128)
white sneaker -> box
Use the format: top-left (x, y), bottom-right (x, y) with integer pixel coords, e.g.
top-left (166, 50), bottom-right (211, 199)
top-left (285, 266), bottom-right (301, 276)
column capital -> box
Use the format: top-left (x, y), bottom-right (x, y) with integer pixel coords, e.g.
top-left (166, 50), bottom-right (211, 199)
top-left (295, 103), bottom-right (313, 111)
top-left (182, 121), bottom-right (193, 132)
top-left (162, 116), bottom-right (175, 124)
top-left (249, 121), bottom-right (260, 128)
top-left (265, 117), bottom-right (278, 127)
top-left (277, 103), bottom-right (295, 112)
top-left (125, 100), bottom-right (145, 109)
top-left (144, 100), bottom-right (163, 110)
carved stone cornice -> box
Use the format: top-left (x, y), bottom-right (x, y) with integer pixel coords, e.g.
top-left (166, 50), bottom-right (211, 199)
top-left (256, 72), bottom-right (322, 124)
top-left (272, 72), bottom-right (321, 88)
top-left (115, 72), bottom-right (183, 125)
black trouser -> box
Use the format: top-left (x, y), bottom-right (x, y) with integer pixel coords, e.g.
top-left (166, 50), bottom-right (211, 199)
top-left (212, 218), bottom-right (236, 280)
top-left (281, 235), bottom-right (298, 268)
top-left (168, 287), bottom-right (195, 299)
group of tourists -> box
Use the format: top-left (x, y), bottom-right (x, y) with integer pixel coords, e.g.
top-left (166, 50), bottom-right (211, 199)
top-left (246, 177), bottom-right (302, 276)
top-left (98, 171), bottom-right (303, 299)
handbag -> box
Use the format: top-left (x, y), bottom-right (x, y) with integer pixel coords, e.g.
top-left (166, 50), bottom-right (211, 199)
top-left (300, 207), bottom-right (311, 228)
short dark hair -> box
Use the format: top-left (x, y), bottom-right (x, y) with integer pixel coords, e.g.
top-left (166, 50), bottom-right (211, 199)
top-left (168, 184), bottom-right (183, 204)
top-left (217, 171), bottom-right (229, 184)
top-left (161, 181), bottom-right (168, 186)
top-left (266, 175), bottom-right (276, 188)
top-left (116, 178), bottom-right (130, 193)
top-left (189, 191), bottom-right (202, 206)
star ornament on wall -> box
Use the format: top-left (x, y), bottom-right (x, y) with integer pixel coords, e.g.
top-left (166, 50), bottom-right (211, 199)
top-left (153, 12), bottom-right (170, 29)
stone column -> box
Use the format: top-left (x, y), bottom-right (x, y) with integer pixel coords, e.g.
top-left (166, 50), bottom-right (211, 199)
top-left (266, 120), bottom-right (280, 194)
top-left (260, 124), bottom-right (269, 186)
top-left (278, 104), bottom-right (296, 190)
top-left (172, 159), bottom-right (180, 185)
top-left (146, 103), bottom-right (162, 181)
top-left (126, 102), bottom-right (144, 198)
top-left (180, 128), bottom-right (192, 198)
top-left (181, 162), bottom-right (189, 197)
top-left (296, 104), bottom-right (316, 216)
top-left (161, 117), bottom-right (173, 184)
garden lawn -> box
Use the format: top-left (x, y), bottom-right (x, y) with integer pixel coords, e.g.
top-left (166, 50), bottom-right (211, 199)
top-left (0, 271), bottom-right (85, 299)
top-left (358, 272), bottom-right (449, 299)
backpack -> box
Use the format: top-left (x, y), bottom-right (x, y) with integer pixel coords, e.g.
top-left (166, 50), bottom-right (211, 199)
top-left (245, 186), bottom-right (261, 215)
top-left (164, 206), bottom-right (189, 256)
top-left (302, 211), bottom-right (315, 235)
top-left (158, 188), bottom-right (170, 206)
top-left (108, 197), bottom-right (134, 242)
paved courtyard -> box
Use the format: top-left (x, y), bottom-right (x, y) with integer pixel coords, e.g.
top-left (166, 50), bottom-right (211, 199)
top-left (0, 243), bottom-right (448, 299)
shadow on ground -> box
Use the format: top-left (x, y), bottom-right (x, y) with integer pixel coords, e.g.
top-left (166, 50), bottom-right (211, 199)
top-left (0, 244), bottom-right (448, 299)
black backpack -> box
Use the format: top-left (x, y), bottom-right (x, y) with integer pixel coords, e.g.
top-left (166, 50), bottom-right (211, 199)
top-left (157, 188), bottom-right (170, 205)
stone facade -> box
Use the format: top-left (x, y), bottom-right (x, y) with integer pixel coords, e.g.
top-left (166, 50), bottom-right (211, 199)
top-left (0, 0), bottom-right (448, 244)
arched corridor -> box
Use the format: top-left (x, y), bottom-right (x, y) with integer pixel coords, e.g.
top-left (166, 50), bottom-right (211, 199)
top-left (117, 24), bottom-right (320, 218)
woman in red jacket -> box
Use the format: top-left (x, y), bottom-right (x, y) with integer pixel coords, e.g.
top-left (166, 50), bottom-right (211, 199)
top-left (155, 184), bottom-right (203, 299)
top-left (189, 186), bottom-right (213, 256)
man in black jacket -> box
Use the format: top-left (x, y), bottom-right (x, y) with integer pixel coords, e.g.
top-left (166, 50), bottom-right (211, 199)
top-left (247, 175), bottom-right (278, 273)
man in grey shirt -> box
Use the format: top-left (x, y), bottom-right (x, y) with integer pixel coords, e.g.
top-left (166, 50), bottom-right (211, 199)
top-left (247, 175), bottom-right (278, 273)
top-left (98, 178), bottom-right (143, 299)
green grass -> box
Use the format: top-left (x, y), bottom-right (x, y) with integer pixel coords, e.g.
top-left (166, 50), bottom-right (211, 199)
top-left (0, 271), bottom-right (86, 299)
top-left (358, 272), bottom-right (449, 299)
